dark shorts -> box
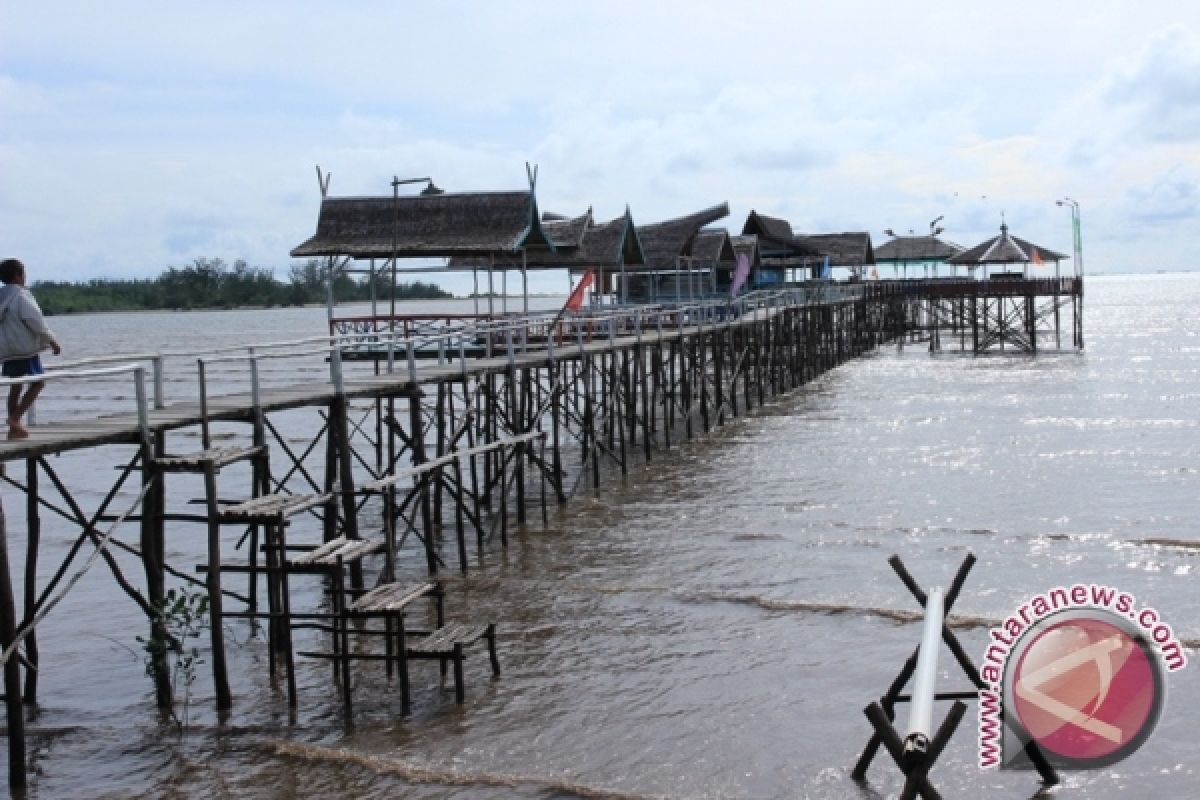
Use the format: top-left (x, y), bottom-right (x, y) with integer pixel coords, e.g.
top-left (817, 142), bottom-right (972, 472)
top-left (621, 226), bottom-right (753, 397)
top-left (2, 356), bottom-right (44, 379)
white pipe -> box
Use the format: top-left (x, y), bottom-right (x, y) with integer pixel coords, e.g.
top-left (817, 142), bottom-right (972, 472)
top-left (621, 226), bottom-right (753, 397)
top-left (905, 585), bottom-right (945, 758)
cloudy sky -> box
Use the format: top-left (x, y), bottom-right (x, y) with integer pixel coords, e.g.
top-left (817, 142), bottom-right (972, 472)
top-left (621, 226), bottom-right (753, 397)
top-left (3, 1), bottom-right (1199, 292)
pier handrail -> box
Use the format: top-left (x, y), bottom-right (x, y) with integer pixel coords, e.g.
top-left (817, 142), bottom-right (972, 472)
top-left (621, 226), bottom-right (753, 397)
top-left (0, 363), bottom-right (152, 443)
top-left (22, 283), bottom-right (886, 431)
top-left (46, 353), bottom-right (166, 409)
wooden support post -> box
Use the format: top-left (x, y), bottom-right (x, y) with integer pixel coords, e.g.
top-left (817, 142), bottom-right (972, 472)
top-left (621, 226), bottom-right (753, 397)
top-left (613, 353), bottom-right (627, 475)
top-left (550, 361), bottom-right (565, 504)
top-left (435, 382), bottom-right (448, 529)
top-left (322, 408), bottom-right (339, 544)
top-left (409, 391), bottom-right (436, 574)
top-left (585, 356), bottom-right (600, 489)
top-left (138, 440), bottom-right (171, 709)
top-left (0, 497), bottom-right (28, 792)
top-left (510, 367), bottom-right (527, 523)
top-left (713, 327), bottom-right (725, 424)
top-left (202, 462), bottom-right (233, 711)
top-left (21, 457), bottom-right (40, 705)
top-left (639, 345), bottom-right (652, 461)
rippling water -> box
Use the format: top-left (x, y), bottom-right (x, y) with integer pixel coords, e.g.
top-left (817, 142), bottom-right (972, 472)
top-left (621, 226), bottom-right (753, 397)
top-left (3, 276), bottom-right (1199, 798)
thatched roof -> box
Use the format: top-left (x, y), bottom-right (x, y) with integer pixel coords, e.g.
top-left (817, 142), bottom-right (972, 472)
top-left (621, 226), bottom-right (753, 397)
top-left (449, 208), bottom-right (644, 269)
top-left (742, 211), bottom-right (794, 246)
top-left (686, 229), bottom-right (737, 264)
top-left (740, 211), bottom-right (820, 260)
top-left (578, 210), bottom-right (645, 268)
top-left (794, 233), bottom-right (876, 266)
top-left (290, 190), bottom-right (552, 258)
top-left (948, 223), bottom-right (1067, 265)
top-left (636, 203), bottom-right (731, 269)
top-left (875, 235), bottom-right (965, 263)
top-left (541, 210), bottom-right (593, 248)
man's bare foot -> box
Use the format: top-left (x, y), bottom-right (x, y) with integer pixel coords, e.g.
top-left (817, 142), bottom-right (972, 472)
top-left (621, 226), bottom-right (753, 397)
top-left (7, 420), bottom-right (29, 440)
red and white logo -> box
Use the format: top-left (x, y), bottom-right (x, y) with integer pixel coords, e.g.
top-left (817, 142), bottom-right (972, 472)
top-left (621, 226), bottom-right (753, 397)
top-left (1004, 611), bottom-right (1164, 768)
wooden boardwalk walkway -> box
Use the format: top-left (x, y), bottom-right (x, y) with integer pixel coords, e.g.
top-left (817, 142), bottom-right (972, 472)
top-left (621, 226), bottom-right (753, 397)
top-left (0, 319), bottom-right (740, 463)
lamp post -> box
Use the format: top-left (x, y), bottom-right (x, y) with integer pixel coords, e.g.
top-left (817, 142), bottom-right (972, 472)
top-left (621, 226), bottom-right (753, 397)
top-left (390, 176), bottom-right (439, 323)
top-left (1056, 198), bottom-right (1082, 283)
top-left (929, 215), bottom-right (944, 277)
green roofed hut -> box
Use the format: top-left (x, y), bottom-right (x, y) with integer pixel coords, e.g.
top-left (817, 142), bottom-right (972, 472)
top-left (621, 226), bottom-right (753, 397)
top-left (875, 234), bottom-right (966, 279)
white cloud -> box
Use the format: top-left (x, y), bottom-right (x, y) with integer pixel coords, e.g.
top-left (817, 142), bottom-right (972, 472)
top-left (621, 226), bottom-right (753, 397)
top-left (4, 1), bottom-right (1200, 284)
top-left (1104, 26), bottom-right (1200, 143)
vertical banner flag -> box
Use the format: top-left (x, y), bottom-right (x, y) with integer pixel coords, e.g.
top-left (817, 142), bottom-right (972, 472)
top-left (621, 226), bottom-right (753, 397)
top-left (564, 270), bottom-right (595, 311)
top-left (730, 252), bottom-right (751, 297)
top-left (1031, 247), bottom-right (1045, 267)
top-left (820, 255), bottom-right (831, 280)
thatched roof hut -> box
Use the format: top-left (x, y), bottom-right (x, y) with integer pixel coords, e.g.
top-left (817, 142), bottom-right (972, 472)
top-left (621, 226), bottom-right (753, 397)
top-left (687, 229), bottom-right (737, 265)
top-left (741, 211), bottom-right (797, 250)
top-left (448, 208), bottom-right (645, 270)
top-left (741, 211), bottom-right (821, 264)
top-left (795, 233), bottom-right (876, 267)
top-left (541, 210), bottom-right (593, 249)
top-left (290, 190), bottom-right (553, 258)
top-left (636, 203), bottom-right (731, 269)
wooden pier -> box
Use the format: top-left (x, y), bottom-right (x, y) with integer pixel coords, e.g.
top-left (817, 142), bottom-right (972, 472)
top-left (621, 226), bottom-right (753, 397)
top-left (0, 277), bottom-right (1079, 789)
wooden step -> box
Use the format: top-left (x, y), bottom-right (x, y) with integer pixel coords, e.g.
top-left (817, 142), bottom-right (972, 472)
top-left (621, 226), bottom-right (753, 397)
top-left (155, 445), bottom-right (265, 471)
top-left (407, 622), bottom-right (490, 655)
top-left (347, 581), bottom-right (437, 614)
top-left (217, 491), bottom-right (332, 523)
top-left (290, 535), bottom-right (386, 567)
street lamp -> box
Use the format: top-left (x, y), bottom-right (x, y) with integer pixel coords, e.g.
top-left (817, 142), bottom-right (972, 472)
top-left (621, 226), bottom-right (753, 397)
top-left (929, 216), bottom-right (944, 276)
top-left (884, 228), bottom-right (906, 279)
top-left (1056, 198), bottom-right (1083, 282)
top-left (390, 176), bottom-right (440, 322)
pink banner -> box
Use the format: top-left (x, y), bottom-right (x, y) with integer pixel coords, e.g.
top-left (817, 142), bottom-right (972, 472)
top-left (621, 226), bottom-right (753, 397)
top-left (730, 253), bottom-right (751, 297)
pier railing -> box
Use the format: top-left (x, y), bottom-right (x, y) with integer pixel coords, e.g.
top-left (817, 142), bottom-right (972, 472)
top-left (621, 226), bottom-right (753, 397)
top-left (28, 283), bottom-right (893, 431)
top-left (0, 363), bottom-right (154, 441)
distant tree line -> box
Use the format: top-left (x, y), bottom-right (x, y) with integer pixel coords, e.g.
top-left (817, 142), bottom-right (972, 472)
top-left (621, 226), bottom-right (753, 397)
top-left (32, 258), bottom-right (453, 315)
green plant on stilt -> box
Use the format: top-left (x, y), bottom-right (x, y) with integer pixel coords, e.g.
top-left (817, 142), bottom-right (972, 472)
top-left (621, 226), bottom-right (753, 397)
top-left (138, 587), bottom-right (210, 734)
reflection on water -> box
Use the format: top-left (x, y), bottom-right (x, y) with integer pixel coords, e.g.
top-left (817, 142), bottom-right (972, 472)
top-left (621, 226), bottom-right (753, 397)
top-left (3, 279), bottom-right (1200, 798)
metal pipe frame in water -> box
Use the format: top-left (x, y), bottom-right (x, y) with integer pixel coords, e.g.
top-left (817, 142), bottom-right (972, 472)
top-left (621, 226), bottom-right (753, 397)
top-left (904, 585), bottom-right (945, 762)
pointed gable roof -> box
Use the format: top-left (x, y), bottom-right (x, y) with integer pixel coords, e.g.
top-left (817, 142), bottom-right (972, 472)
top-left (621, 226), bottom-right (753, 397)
top-left (448, 207), bottom-right (644, 269)
top-left (637, 202), bottom-right (731, 268)
top-left (541, 209), bottom-right (593, 249)
top-left (740, 211), bottom-right (819, 259)
top-left (290, 189), bottom-right (552, 258)
top-left (580, 209), bottom-right (645, 267)
top-left (687, 229), bottom-right (738, 264)
top-left (742, 210), bottom-right (794, 245)
top-left (948, 223), bottom-right (1067, 265)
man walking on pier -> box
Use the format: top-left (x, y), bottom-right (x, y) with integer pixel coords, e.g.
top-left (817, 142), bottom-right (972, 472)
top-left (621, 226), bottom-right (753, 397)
top-left (0, 259), bottom-right (61, 439)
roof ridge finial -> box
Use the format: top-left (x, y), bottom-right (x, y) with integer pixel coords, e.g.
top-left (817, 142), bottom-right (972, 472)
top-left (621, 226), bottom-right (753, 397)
top-left (1000, 210), bottom-right (1008, 236)
top-left (525, 162), bottom-right (538, 192)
